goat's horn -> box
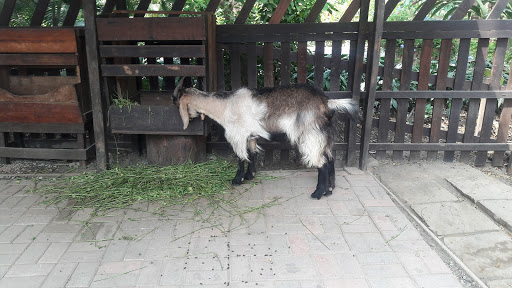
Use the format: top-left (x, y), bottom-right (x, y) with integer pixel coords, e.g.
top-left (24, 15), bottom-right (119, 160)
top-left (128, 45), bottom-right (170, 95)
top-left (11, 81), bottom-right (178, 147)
top-left (173, 77), bottom-right (186, 97)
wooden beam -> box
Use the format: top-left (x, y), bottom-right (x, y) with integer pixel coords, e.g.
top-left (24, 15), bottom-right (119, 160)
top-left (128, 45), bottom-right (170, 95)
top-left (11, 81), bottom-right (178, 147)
top-left (30, 0), bottom-right (50, 26)
top-left (63, 0), bottom-right (82, 26)
top-left (83, 0), bottom-right (108, 170)
top-left (339, 0), bottom-right (360, 22)
top-left (234, 0), bottom-right (256, 24)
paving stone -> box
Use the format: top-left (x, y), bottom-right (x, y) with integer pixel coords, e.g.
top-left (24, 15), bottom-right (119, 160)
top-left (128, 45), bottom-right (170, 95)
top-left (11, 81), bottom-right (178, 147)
top-left (38, 242), bottom-right (70, 264)
top-left (41, 262), bottom-right (77, 288)
top-left (487, 279), bottom-right (512, 288)
top-left (411, 201), bottom-right (500, 236)
top-left (66, 262), bottom-right (100, 287)
top-left (447, 176), bottom-right (512, 202)
top-left (323, 278), bottom-right (369, 288)
top-left (102, 240), bottom-right (129, 262)
top-left (379, 179), bottom-right (459, 205)
top-left (356, 252), bottom-right (400, 265)
top-left (0, 253), bottom-right (20, 265)
top-left (478, 199), bottom-right (512, 232)
top-left (361, 264), bottom-right (408, 278)
top-left (5, 263), bottom-right (55, 277)
top-left (0, 265), bottom-right (9, 277)
top-left (367, 277), bottom-right (418, 288)
top-left (0, 243), bottom-right (28, 255)
top-left (13, 224), bottom-right (46, 243)
top-left (15, 242), bottom-right (50, 264)
top-left (0, 275), bottom-right (46, 288)
top-left (160, 258), bottom-right (185, 286)
top-left (136, 260), bottom-right (164, 286)
top-left (344, 233), bottom-right (392, 253)
top-left (444, 231), bottom-right (512, 281)
top-left (0, 225), bottom-right (27, 243)
top-left (412, 274), bottom-right (461, 288)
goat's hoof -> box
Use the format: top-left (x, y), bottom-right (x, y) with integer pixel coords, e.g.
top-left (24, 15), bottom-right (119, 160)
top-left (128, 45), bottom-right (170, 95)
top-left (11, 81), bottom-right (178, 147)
top-left (244, 172), bottom-right (255, 181)
top-left (232, 178), bottom-right (244, 185)
top-left (311, 190), bottom-right (323, 200)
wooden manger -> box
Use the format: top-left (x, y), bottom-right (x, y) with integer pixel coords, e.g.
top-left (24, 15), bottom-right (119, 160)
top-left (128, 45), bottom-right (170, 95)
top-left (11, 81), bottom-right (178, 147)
top-left (0, 28), bottom-right (94, 164)
top-left (97, 12), bottom-right (216, 165)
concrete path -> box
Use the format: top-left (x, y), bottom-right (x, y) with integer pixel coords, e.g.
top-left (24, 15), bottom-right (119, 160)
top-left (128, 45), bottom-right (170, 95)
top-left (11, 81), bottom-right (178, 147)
top-left (373, 162), bottom-right (512, 288)
top-left (0, 168), bottom-right (464, 288)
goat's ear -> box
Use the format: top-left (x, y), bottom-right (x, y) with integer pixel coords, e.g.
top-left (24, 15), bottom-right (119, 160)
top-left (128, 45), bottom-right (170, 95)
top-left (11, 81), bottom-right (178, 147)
top-left (173, 77), bottom-right (186, 105)
top-left (179, 98), bottom-right (190, 130)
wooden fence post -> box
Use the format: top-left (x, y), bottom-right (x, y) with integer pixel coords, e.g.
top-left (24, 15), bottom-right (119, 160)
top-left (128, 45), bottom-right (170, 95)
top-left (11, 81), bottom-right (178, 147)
top-left (83, 0), bottom-right (109, 170)
top-left (359, 0), bottom-right (385, 170)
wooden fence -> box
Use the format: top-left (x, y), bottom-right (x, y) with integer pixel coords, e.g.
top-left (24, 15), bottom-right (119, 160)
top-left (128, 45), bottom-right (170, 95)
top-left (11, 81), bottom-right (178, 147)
top-left (1, 0), bottom-right (511, 172)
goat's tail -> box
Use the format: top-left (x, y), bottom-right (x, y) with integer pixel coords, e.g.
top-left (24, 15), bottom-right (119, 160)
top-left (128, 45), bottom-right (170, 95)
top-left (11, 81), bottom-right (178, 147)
top-left (327, 99), bottom-right (361, 123)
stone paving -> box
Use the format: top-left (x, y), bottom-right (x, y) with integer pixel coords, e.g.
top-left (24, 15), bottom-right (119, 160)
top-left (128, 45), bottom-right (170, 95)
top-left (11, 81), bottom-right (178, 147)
top-left (0, 168), bottom-right (463, 288)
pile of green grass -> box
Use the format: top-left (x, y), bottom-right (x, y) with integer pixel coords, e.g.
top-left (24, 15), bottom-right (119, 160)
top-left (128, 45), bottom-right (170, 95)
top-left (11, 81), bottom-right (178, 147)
top-left (38, 159), bottom-right (237, 216)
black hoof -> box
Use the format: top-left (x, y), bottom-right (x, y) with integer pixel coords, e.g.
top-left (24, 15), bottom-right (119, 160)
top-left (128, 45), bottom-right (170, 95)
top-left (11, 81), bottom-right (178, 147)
top-left (311, 190), bottom-right (323, 200)
top-left (232, 177), bottom-right (244, 185)
top-left (323, 190), bottom-right (333, 197)
top-left (244, 171), bottom-right (255, 181)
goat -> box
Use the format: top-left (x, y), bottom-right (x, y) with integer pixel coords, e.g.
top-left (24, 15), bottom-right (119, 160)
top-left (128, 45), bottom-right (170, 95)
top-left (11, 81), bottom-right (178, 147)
top-left (173, 79), bottom-right (359, 200)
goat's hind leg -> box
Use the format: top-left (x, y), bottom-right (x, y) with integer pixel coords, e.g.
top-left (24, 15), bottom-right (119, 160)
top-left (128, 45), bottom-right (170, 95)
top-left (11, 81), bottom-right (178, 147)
top-left (311, 162), bottom-right (329, 200)
top-left (324, 157), bottom-right (335, 197)
top-left (244, 151), bottom-right (256, 180)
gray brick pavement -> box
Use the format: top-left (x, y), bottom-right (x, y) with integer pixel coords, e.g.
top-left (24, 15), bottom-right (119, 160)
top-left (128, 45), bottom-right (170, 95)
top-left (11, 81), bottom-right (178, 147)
top-left (0, 169), bottom-right (464, 287)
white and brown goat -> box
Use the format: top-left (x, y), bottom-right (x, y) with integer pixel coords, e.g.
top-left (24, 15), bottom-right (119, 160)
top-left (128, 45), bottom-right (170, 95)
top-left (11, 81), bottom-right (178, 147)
top-left (174, 79), bottom-right (359, 199)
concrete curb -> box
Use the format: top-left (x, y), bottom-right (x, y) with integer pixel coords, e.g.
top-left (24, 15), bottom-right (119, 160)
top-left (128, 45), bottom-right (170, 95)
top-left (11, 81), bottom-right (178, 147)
top-left (370, 173), bottom-right (489, 288)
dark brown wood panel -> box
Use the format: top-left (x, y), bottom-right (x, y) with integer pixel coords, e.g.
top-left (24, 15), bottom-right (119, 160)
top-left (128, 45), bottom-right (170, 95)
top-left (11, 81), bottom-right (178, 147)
top-left (8, 76), bottom-right (79, 95)
top-left (493, 64), bottom-right (512, 167)
top-left (101, 64), bottom-right (206, 77)
top-left (475, 37), bottom-right (508, 166)
top-left (314, 41), bottom-right (325, 88)
top-left (96, 17), bottom-right (206, 41)
top-left (0, 123), bottom-right (85, 133)
top-left (376, 39), bottom-right (396, 160)
top-left (427, 39), bottom-right (452, 161)
top-left (0, 146), bottom-right (91, 160)
top-left (410, 39), bottom-right (433, 161)
top-left (339, 0), bottom-right (360, 22)
top-left (0, 103), bottom-right (82, 123)
top-left (280, 42), bottom-right (291, 85)
top-left (0, 54), bottom-right (78, 66)
top-left (247, 43), bottom-right (257, 88)
top-left (100, 45), bottom-right (205, 58)
top-left (371, 143), bottom-right (512, 151)
top-left (0, 28), bottom-right (77, 53)
top-left (444, 38), bottom-right (471, 162)
top-left (230, 44), bottom-right (241, 89)
top-left (329, 40), bottom-right (343, 91)
top-left (30, 0), bottom-right (50, 26)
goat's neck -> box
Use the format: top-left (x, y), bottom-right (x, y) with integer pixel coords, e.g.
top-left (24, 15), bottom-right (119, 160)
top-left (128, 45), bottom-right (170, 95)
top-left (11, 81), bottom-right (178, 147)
top-left (189, 94), bottom-right (227, 125)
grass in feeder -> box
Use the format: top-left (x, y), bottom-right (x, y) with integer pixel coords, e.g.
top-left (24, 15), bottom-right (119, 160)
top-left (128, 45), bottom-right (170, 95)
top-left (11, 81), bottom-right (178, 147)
top-left (36, 159), bottom-right (238, 217)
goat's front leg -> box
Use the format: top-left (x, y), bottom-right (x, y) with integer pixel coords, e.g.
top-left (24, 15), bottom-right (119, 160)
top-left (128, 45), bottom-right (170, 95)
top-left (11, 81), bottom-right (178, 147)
top-left (311, 162), bottom-right (329, 200)
top-left (232, 158), bottom-right (246, 185)
top-left (244, 151), bottom-right (256, 181)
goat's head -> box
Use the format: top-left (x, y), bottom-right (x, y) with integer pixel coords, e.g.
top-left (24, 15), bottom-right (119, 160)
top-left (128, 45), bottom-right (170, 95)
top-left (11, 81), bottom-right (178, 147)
top-left (173, 78), bottom-right (206, 130)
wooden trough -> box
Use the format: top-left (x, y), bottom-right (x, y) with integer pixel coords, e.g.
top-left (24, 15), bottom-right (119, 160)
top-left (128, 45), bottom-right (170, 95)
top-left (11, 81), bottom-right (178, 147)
top-left (0, 28), bottom-right (94, 164)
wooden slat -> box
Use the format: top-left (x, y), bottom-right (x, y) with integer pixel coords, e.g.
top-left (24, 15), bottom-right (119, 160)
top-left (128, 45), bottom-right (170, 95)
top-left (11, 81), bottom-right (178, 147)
top-left (30, 0), bottom-right (50, 26)
top-left (475, 37), bottom-right (508, 166)
top-left (339, 0), bottom-right (360, 22)
top-left (0, 146), bottom-right (91, 161)
top-left (230, 44), bottom-right (241, 89)
top-left (305, 0), bottom-right (327, 22)
top-left (0, 54), bottom-right (78, 66)
top-left (0, 122), bottom-right (85, 133)
top-left (96, 17), bottom-right (206, 41)
top-left (269, 0), bottom-right (292, 24)
top-left (206, 13), bottom-right (217, 92)
top-left (134, 0), bottom-right (152, 17)
top-left (146, 58), bottom-right (160, 90)
top-left (280, 42), bottom-right (291, 85)
top-left (100, 45), bottom-right (205, 58)
top-left (205, 0), bottom-right (222, 12)
top-left (376, 39), bottom-right (396, 160)
top-left (371, 143), bottom-right (512, 151)
top-left (384, 19), bottom-right (512, 33)
top-left (0, 103), bottom-right (82, 123)
top-left (383, 29), bottom-right (512, 40)
top-left (413, 0), bottom-right (438, 21)
top-left (83, 0), bottom-right (108, 170)
top-left (410, 39), bottom-right (433, 161)
top-left (264, 42), bottom-right (274, 87)
top-left (169, 0), bottom-right (187, 17)
top-left (376, 90), bottom-right (512, 99)
top-left (383, 0), bottom-right (401, 20)
top-left (493, 65), bottom-right (512, 167)
top-left (8, 76), bottom-right (79, 95)
top-left (487, 0), bottom-right (511, 19)
top-left (329, 40), bottom-right (343, 91)
top-left (0, 28), bottom-right (77, 53)
top-left (449, 0), bottom-right (477, 20)
top-left (460, 38), bottom-right (490, 163)
top-left (393, 39), bottom-right (414, 161)
top-left (0, 0), bottom-right (17, 26)
top-left (63, 0), bottom-right (82, 26)
top-left (444, 38), bottom-right (471, 162)
top-left (234, 0), bottom-right (257, 24)
top-left (101, 64), bottom-right (205, 77)
top-left (216, 47), bottom-right (225, 91)
top-left (345, 39), bottom-right (358, 165)
top-left (314, 41), bottom-right (325, 89)
top-left (101, 0), bottom-right (116, 15)
top-left (247, 43), bottom-right (257, 88)
top-left (297, 42), bottom-right (307, 84)
top-left (427, 39), bottom-right (452, 161)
